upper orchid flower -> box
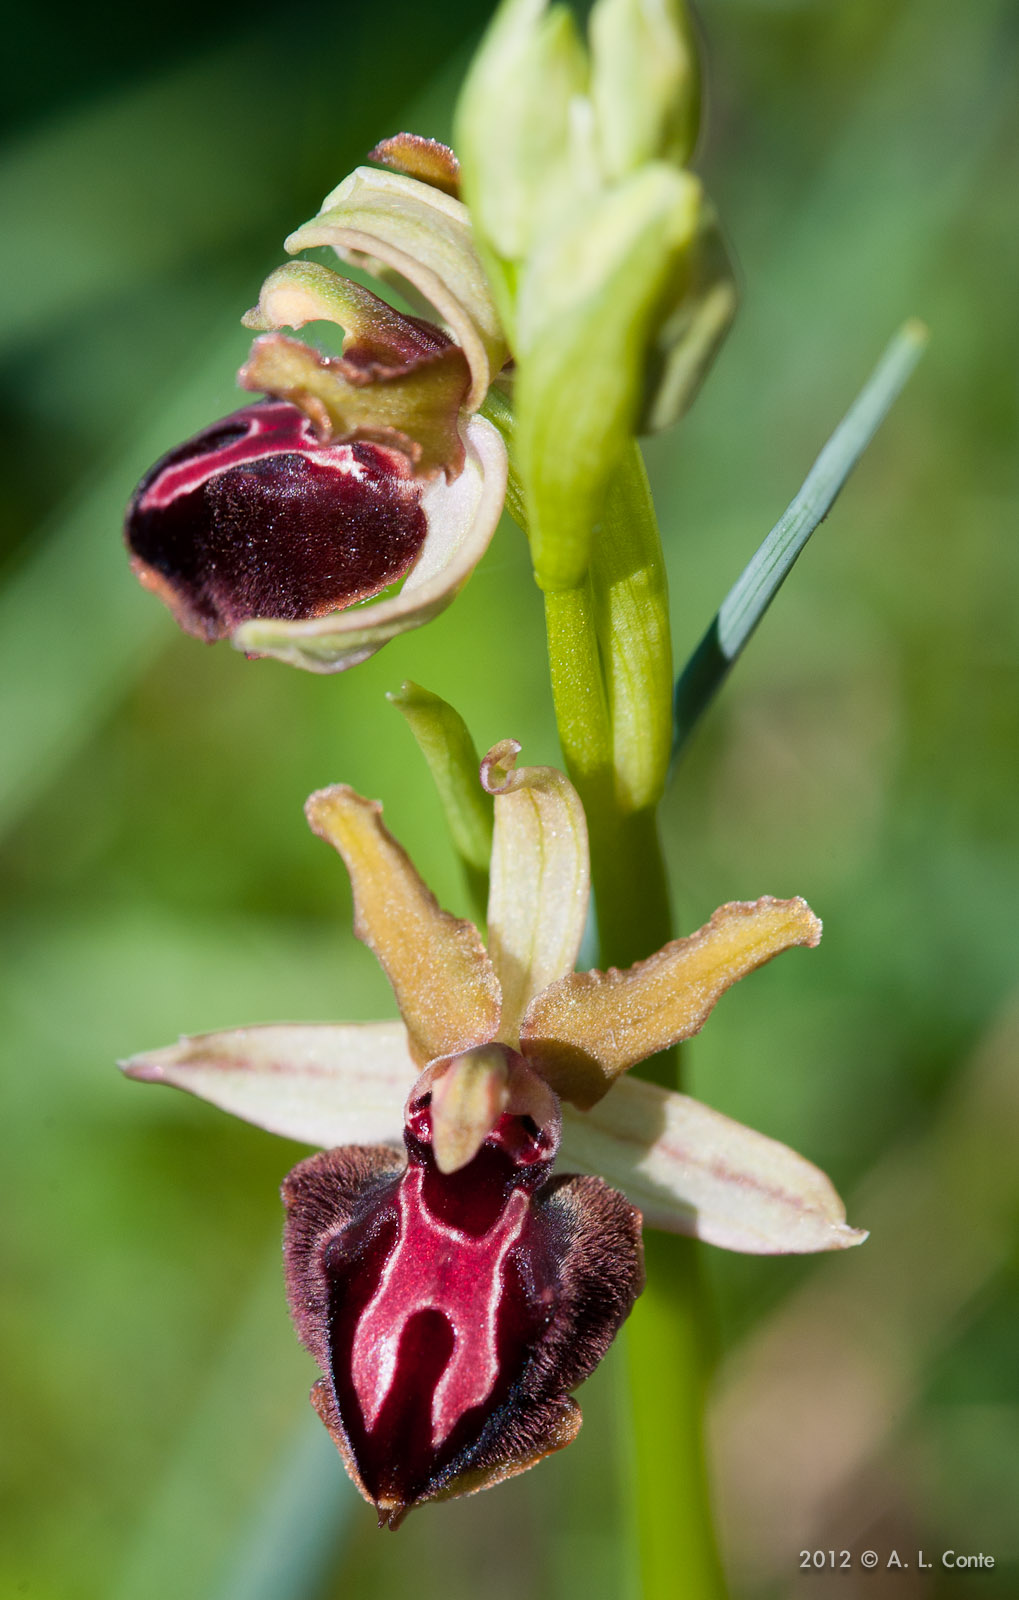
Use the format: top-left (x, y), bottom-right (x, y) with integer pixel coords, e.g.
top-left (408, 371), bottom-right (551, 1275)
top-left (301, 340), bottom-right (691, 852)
top-left (121, 742), bottom-right (864, 1526)
top-left (125, 135), bottom-right (509, 673)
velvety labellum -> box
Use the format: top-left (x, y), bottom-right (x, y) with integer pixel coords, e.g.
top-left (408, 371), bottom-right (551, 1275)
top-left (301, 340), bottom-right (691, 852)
top-left (126, 399), bottom-right (427, 641)
top-left (283, 1090), bottom-right (643, 1527)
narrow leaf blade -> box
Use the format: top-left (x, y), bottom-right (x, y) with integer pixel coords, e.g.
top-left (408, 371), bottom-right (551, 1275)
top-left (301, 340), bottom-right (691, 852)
top-left (673, 319), bottom-right (928, 756)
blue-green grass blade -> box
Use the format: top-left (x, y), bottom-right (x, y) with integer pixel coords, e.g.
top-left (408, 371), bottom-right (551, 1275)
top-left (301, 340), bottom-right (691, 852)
top-left (673, 318), bottom-right (928, 758)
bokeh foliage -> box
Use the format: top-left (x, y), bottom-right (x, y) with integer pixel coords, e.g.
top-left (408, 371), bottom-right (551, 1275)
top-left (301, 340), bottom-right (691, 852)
top-left (1, 1), bottom-right (1017, 1597)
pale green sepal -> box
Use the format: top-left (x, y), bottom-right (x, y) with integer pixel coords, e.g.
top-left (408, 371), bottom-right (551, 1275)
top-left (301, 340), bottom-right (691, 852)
top-left (232, 415), bottom-right (507, 673)
top-left (120, 1022), bottom-right (413, 1148)
top-left (286, 167), bottom-right (507, 410)
top-left (559, 1076), bottom-right (868, 1254)
top-left (640, 205), bottom-right (737, 435)
top-left (589, 0), bottom-right (700, 180)
top-left (480, 738), bottom-right (591, 1040)
top-left (454, 0), bottom-right (592, 332)
top-left (388, 681), bottom-right (494, 877)
top-left (515, 164), bottom-right (701, 590)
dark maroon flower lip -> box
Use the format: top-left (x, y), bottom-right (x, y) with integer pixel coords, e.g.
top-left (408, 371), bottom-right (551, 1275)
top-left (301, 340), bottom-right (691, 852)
top-left (282, 1092), bottom-right (644, 1529)
top-left (125, 399), bottom-right (428, 642)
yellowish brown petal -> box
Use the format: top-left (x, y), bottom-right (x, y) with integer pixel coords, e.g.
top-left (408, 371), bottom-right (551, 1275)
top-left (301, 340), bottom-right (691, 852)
top-left (306, 785), bottom-right (501, 1064)
top-left (239, 330), bottom-right (469, 480)
top-left (481, 739), bottom-right (590, 1043)
top-left (520, 896), bottom-right (822, 1108)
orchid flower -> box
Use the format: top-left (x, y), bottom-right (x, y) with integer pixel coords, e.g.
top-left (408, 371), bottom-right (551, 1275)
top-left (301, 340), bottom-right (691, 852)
top-left (125, 135), bottom-right (509, 673)
top-left (121, 741), bottom-right (864, 1527)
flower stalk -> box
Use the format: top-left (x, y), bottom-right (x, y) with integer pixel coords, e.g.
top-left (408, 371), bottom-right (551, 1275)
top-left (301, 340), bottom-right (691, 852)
top-left (539, 442), bottom-right (727, 1599)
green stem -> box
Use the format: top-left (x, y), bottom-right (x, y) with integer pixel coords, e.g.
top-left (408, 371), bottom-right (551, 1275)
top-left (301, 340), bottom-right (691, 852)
top-left (541, 446), bottom-right (728, 1600)
top-left (625, 1233), bottom-right (724, 1600)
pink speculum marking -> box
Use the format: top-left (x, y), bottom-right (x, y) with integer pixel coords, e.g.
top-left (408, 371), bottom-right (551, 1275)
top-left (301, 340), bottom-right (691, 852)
top-left (354, 1164), bottom-right (531, 1444)
top-left (323, 1115), bottom-right (559, 1513)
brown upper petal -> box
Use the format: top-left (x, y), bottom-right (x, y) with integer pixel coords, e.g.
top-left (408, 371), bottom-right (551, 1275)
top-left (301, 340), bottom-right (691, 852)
top-left (305, 785), bottom-right (501, 1065)
top-left (367, 133), bottom-right (462, 198)
top-left (520, 897), bottom-right (822, 1109)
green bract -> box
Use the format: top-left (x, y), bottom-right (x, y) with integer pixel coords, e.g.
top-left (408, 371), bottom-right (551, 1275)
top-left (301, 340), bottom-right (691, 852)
top-left (589, 0), bottom-right (700, 180)
top-left (515, 164), bottom-right (701, 591)
top-left (388, 681), bottom-right (494, 898)
top-left (453, 0), bottom-right (592, 335)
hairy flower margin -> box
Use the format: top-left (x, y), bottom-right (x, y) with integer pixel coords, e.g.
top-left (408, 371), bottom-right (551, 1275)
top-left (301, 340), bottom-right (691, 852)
top-left (126, 135), bottom-right (510, 674)
top-left (122, 743), bottom-right (864, 1526)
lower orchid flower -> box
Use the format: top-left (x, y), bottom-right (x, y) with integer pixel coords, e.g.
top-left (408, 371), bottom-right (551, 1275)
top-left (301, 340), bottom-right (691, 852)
top-left (121, 741), bottom-right (864, 1527)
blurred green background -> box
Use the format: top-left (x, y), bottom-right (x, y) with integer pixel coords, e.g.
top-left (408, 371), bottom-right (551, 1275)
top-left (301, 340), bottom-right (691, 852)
top-left (2, 0), bottom-right (1016, 1596)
